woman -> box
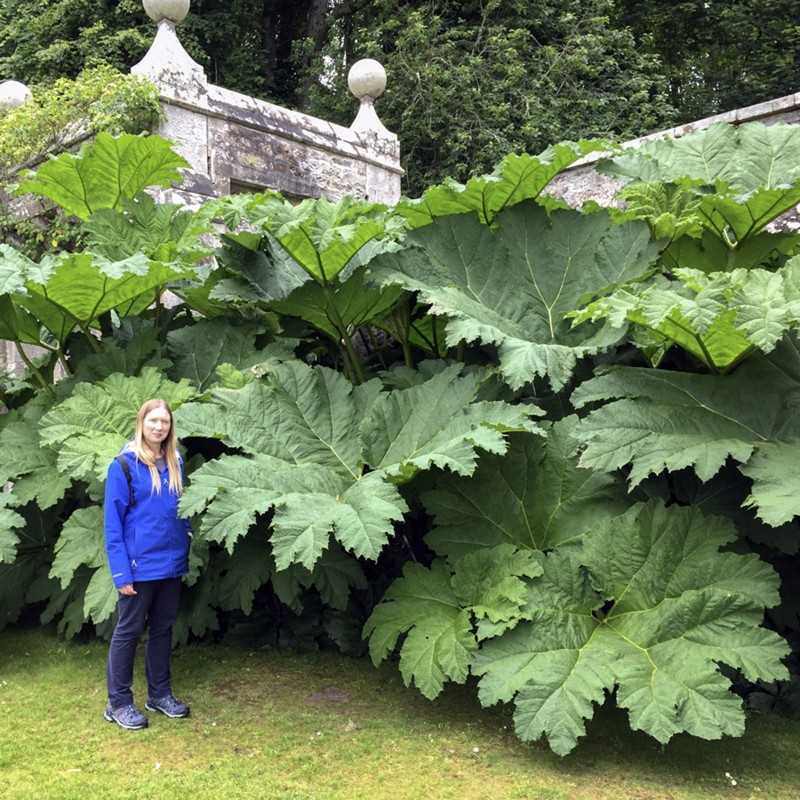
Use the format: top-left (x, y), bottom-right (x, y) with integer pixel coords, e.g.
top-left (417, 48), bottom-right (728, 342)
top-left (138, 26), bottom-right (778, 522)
top-left (103, 398), bottom-right (192, 730)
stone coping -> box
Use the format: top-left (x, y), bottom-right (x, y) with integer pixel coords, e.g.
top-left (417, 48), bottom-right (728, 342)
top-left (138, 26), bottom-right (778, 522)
top-left (158, 82), bottom-right (403, 176)
top-left (568, 91), bottom-right (800, 170)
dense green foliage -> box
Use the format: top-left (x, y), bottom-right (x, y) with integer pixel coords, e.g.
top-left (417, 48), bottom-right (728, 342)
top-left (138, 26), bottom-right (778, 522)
top-left (305, 0), bottom-right (675, 194)
top-left (615, 0), bottom-right (800, 123)
top-left (0, 65), bottom-right (160, 181)
top-left (2, 124), bottom-right (799, 755)
top-left (3, 2), bottom-right (795, 194)
top-left (0, 65), bottom-right (161, 259)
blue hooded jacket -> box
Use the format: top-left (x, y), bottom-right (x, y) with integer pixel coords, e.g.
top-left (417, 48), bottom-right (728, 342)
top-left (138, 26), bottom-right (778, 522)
top-left (103, 449), bottom-right (191, 588)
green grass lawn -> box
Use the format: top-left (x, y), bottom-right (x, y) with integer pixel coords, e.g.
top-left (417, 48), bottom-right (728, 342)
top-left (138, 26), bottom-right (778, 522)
top-left (1, 627), bottom-right (798, 800)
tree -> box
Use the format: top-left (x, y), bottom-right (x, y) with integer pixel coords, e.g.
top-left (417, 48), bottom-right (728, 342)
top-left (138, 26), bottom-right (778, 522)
top-left (0, 1), bottom-right (675, 194)
top-left (0, 1), bottom-right (151, 85)
top-left (303, 0), bottom-right (676, 194)
top-left (0, 0), bottom-right (361, 109)
top-left (614, 0), bottom-right (800, 122)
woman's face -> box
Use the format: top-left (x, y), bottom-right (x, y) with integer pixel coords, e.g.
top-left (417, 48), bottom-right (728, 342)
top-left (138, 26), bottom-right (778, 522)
top-left (143, 406), bottom-right (171, 450)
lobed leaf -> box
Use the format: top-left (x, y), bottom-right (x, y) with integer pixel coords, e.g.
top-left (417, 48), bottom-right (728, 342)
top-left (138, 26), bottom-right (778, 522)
top-left (167, 319), bottom-right (295, 391)
top-left (363, 560), bottom-right (476, 699)
top-left (741, 443), bottom-right (800, 527)
top-left (424, 418), bottom-right (628, 561)
top-left (17, 132), bottom-right (189, 220)
top-left (572, 259), bottom-right (800, 370)
top-left (178, 360), bottom-right (533, 569)
top-left (39, 368), bottom-right (197, 483)
top-left (0, 401), bottom-right (71, 509)
top-left (398, 141), bottom-right (610, 228)
top-left (362, 364), bottom-right (542, 482)
top-left (571, 336), bottom-right (800, 525)
top-left (473, 502), bottom-right (789, 755)
top-left (212, 193), bottom-right (403, 285)
top-left (601, 123), bottom-right (800, 248)
top-left (369, 202), bottom-right (660, 390)
top-left (0, 495), bottom-right (24, 564)
top-left (271, 266), bottom-right (403, 340)
top-left (49, 506), bottom-right (106, 588)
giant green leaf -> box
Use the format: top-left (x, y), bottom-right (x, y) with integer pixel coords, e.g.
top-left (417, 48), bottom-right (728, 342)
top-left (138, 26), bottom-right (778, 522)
top-left (658, 463), bottom-right (800, 556)
top-left (361, 364), bottom-right (543, 482)
top-left (50, 506), bottom-right (105, 588)
top-left (696, 189), bottom-right (800, 249)
top-left (50, 507), bottom-right (137, 627)
top-left (272, 472), bottom-right (406, 569)
top-left (364, 542), bottom-right (550, 698)
top-left (601, 123), bottom-right (800, 249)
top-left (424, 419), bottom-right (628, 561)
top-left (305, 543), bottom-right (368, 611)
top-left (271, 266), bottom-right (403, 340)
top-left (216, 529), bottom-right (274, 615)
top-left (18, 250), bottom-right (195, 340)
top-left (363, 560), bottom-right (477, 700)
top-left (213, 232), bottom-right (309, 304)
top-left (0, 295), bottom-right (41, 346)
top-left (473, 502), bottom-right (788, 755)
top-left (0, 244), bottom-right (31, 295)
top-left (368, 202), bottom-right (661, 390)
top-left (0, 495), bottom-right (24, 564)
top-left (39, 368), bottom-right (197, 483)
top-left (83, 193), bottom-right (211, 269)
top-left (740, 444), bottom-right (800, 527)
top-left (167, 319), bottom-right (295, 391)
top-left (212, 193), bottom-right (404, 285)
top-left (0, 246), bottom-right (41, 345)
top-left (572, 337), bottom-right (800, 523)
top-left (0, 401), bottom-right (71, 508)
top-left (398, 141), bottom-right (609, 228)
top-left (263, 541), bottom-right (369, 615)
top-left (178, 360), bottom-right (538, 568)
top-left (180, 452), bottom-right (404, 568)
top-left (602, 122), bottom-right (800, 194)
top-left (662, 227), bottom-right (799, 274)
top-left (17, 133), bottom-right (189, 220)
top-left (572, 259), bottom-right (800, 370)
top-left (0, 504), bottom-right (58, 632)
top-left (84, 563), bottom-right (117, 624)
top-left (62, 323), bottom-right (169, 387)
top-left (178, 361), bottom-right (365, 476)
top-left (173, 567), bottom-right (220, 646)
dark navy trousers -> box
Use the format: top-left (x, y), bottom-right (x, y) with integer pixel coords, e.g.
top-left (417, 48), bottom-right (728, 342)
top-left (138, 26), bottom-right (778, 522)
top-left (106, 578), bottom-right (181, 709)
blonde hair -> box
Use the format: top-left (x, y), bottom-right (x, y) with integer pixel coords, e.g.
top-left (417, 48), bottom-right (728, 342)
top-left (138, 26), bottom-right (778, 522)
top-left (127, 399), bottom-right (183, 496)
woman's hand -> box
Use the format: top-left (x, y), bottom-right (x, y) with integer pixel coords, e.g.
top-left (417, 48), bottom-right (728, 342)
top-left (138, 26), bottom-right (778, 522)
top-left (119, 584), bottom-right (137, 596)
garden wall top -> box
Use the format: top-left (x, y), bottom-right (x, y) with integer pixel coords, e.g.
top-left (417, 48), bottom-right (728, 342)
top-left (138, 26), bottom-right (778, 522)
top-left (130, 10), bottom-right (402, 207)
top-left (549, 91), bottom-right (800, 232)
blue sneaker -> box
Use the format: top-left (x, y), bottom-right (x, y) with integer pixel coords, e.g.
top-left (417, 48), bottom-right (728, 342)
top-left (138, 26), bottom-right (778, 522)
top-left (145, 693), bottom-right (190, 719)
top-left (104, 703), bottom-right (148, 730)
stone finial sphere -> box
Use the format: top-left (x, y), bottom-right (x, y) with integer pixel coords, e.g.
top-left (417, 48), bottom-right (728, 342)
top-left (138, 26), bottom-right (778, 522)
top-left (348, 59), bottom-right (387, 100)
top-left (0, 80), bottom-right (32, 112)
top-left (143, 0), bottom-right (190, 23)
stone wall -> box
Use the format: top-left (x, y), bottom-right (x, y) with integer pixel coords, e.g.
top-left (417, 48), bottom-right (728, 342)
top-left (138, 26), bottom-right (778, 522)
top-left (131, 15), bottom-right (402, 207)
top-left (547, 91), bottom-right (800, 232)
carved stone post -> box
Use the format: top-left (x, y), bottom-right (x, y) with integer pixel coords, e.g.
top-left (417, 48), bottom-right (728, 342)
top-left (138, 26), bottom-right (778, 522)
top-left (132, 0), bottom-right (210, 181)
top-left (348, 59), bottom-right (402, 204)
